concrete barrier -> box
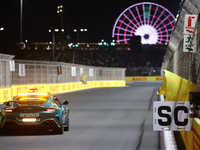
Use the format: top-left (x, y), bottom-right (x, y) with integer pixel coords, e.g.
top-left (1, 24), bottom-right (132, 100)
top-left (125, 76), bottom-right (163, 82)
top-left (180, 118), bottom-right (200, 150)
top-left (0, 80), bottom-right (126, 103)
top-left (0, 88), bottom-right (12, 103)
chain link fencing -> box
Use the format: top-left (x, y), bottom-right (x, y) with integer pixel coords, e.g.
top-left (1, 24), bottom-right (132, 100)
top-left (0, 54), bottom-right (15, 88)
top-left (0, 55), bottom-right (126, 88)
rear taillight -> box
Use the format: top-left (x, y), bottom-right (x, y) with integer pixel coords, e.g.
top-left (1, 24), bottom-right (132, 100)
top-left (47, 108), bottom-right (56, 112)
top-left (5, 109), bottom-right (13, 113)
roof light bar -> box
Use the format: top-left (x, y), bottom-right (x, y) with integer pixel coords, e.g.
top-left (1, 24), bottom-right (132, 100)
top-left (18, 93), bottom-right (48, 96)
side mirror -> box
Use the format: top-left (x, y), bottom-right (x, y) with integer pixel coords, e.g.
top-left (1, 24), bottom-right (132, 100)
top-left (53, 96), bottom-right (58, 100)
top-left (63, 100), bottom-right (68, 105)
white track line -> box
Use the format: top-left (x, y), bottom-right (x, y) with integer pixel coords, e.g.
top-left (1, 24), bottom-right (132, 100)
top-left (160, 95), bottom-right (178, 150)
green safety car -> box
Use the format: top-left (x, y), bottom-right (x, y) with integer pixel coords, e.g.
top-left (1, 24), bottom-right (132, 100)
top-left (0, 89), bottom-right (69, 135)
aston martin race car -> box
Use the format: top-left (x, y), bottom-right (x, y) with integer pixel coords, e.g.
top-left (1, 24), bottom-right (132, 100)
top-left (0, 89), bottom-right (69, 135)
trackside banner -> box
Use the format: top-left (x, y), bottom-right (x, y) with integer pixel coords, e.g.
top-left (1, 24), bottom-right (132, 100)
top-left (153, 101), bottom-right (192, 131)
top-left (0, 80), bottom-right (125, 103)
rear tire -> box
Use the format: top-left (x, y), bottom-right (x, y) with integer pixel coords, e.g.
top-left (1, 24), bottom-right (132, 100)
top-left (56, 125), bottom-right (64, 134)
top-left (0, 128), bottom-right (10, 135)
top-left (64, 118), bottom-right (69, 131)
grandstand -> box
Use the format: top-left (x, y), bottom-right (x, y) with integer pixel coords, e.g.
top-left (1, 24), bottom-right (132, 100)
top-left (15, 42), bottom-right (166, 76)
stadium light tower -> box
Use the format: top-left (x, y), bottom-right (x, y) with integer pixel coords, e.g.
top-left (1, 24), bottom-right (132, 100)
top-left (57, 5), bottom-right (63, 13)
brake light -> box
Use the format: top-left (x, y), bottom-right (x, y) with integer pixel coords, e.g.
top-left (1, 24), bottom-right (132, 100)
top-left (47, 108), bottom-right (56, 112)
top-left (5, 109), bottom-right (13, 113)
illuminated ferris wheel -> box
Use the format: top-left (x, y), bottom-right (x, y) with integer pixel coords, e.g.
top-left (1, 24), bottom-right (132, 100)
top-left (112, 2), bottom-right (175, 44)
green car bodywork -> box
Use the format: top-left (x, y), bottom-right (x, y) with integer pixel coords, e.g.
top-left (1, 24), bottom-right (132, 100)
top-left (0, 91), bottom-right (69, 135)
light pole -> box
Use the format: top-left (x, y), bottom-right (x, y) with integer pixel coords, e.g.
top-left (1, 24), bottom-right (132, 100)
top-left (80, 29), bottom-right (87, 43)
top-left (49, 29), bottom-right (64, 61)
top-left (74, 29), bottom-right (79, 43)
top-left (74, 28), bottom-right (88, 43)
top-left (20, 0), bottom-right (23, 48)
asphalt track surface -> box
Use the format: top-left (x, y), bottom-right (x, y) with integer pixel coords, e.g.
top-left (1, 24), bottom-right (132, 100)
top-left (0, 82), bottom-right (165, 150)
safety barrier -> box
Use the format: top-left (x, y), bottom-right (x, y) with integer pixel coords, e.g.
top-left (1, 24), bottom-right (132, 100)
top-left (0, 57), bottom-right (126, 88)
top-left (125, 76), bottom-right (163, 82)
top-left (0, 53), bottom-right (126, 103)
top-left (162, 0), bottom-right (200, 149)
top-left (159, 70), bottom-right (200, 150)
top-left (180, 119), bottom-right (200, 150)
top-left (0, 80), bottom-right (125, 103)
top-left (0, 88), bottom-right (12, 103)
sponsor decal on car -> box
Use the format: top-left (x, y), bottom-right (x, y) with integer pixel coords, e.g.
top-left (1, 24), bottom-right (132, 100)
top-left (19, 113), bottom-right (39, 117)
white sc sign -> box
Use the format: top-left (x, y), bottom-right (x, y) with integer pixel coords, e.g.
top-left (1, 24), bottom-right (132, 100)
top-left (153, 101), bottom-right (192, 131)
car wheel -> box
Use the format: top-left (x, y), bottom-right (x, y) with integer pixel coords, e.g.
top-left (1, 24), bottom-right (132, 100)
top-left (56, 124), bottom-right (64, 134)
top-left (0, 128), bottom-right (10, 135)
top-left (64, 118), bottom-right (69, 131)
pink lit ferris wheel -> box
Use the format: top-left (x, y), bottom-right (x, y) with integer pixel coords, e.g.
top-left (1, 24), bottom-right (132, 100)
top-left (112, 2), bottom-right (175, 44)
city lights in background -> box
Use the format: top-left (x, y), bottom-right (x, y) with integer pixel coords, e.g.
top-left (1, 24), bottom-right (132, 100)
top-left (68, 43), bottom-right (79, 48)
top-left (74, 28), bottom-right (88, 43)
top-left (111, 40), bottom-right (116, 46)
top-left (98, 39), bottom-right (116, 46)
top-left (48, 29), bottom-right (65, 61)
top-left (48, 29), bottom-right (64, 33)
top-left (74, 29), bottom-right (88, 32)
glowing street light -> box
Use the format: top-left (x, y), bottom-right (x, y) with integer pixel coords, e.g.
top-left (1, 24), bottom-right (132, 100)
top-left (0, 27), bottom-right (4, 31)
top-left (48, 29), bottom-right (64, 61)
top-left (74, 28), bottom-right (88, 43)
top-left (57, 5), bottom-right (63, 13)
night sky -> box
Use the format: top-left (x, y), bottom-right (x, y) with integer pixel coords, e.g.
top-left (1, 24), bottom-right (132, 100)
top-left (0, 0), bottom-right (181, 43)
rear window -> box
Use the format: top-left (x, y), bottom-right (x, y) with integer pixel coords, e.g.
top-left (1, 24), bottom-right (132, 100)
top-left (17, 100), bottom-right (46, 106)
top-left (14, 95), bottom-right (51, 101)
